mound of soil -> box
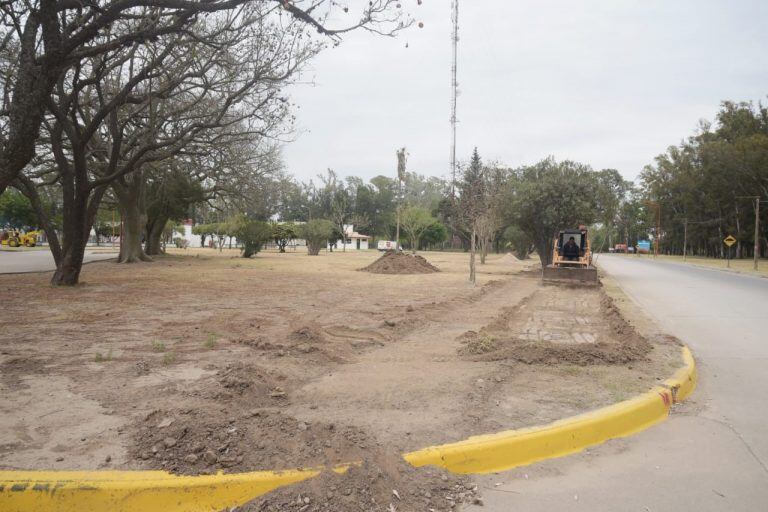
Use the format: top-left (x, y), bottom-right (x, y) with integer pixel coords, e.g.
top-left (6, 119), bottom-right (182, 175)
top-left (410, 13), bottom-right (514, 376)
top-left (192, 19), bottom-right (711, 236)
top-left (457, 330), bottom-right (499, 355)
top-left (361, 251), bottom-right (439, 275)
top-left (131, 408), bottom-right (372, 475)
top-left (245, 454), bottom-right (481, 512)
top-left (213, 363), bottom-right (277, 402)
top-left (130, 405), bottom-right (482, 512)
top-left (288, 325), bottom-right (326, 344)
top-left (472, 337), bottom-right (651, 366)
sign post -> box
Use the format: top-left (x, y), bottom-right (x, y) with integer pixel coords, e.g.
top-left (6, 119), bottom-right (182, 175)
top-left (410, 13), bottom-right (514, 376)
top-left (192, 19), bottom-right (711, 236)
top-left (724, 235), bottom-right (737, 269)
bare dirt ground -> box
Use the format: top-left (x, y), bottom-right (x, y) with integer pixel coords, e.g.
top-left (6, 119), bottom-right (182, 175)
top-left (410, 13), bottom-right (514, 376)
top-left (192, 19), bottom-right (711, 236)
top-left (0, 248), bottom-right (681, 511)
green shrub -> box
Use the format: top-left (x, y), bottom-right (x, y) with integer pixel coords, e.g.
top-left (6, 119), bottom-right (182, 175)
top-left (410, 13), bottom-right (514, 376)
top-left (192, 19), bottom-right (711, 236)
top-left (299, 219), bottom-right (334, 256)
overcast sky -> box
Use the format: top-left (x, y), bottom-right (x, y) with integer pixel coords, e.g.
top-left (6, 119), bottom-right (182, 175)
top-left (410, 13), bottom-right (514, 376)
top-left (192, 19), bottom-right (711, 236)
top-left (282, 0), bottom-right (768, 184)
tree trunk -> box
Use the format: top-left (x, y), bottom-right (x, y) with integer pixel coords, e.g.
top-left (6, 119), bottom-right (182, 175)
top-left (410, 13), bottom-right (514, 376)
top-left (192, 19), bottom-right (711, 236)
top-left (607, 229), bottom-right (612, 251)
top-left (395, 207), bottom-right (400, 252)
top-left (469, 225), bottom-right (477, 285)
top-left (48, 184), bottom-right (107, 286)
top-left (145, 215), bottom-right (168, 256)
top-left (535, 232), bottom-right (551, 269)
top-left (113, 176), bottom-right (153, 263)
top-left (13, 176), bottom-right (62, 265)
top-left (51, 236), bottom-right (89, 285)
top-left (119, 203), bottom-right (152, 263)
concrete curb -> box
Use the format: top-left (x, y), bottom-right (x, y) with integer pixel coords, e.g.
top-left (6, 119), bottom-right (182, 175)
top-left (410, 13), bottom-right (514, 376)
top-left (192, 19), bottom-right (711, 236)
top-left (404, 346), bottom-right (696, 474)
top-left (0, 348), bottom-right (696, 510)
top-left (0, 467), bottom-right (329, 512)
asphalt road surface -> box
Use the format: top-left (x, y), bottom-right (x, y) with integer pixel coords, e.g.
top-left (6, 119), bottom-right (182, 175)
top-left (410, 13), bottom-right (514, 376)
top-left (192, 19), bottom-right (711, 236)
top-left (0, 248), bottom-right (117, 273)
top-left (468, 254), bottom-right (768, 512)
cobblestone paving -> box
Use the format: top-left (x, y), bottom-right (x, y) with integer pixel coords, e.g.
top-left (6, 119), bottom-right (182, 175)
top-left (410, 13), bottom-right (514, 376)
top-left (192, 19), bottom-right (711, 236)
top-left (512, 289), bottom-right (604, 345)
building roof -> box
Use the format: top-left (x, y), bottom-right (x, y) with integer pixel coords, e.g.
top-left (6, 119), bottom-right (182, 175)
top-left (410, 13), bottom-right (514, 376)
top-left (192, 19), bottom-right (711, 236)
top-left (342, 225), bottom-right (371, 240)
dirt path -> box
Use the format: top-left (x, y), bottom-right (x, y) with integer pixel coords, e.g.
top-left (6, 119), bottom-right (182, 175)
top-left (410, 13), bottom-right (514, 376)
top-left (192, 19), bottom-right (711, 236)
top-left (286, 276), bottom-right (540, 451)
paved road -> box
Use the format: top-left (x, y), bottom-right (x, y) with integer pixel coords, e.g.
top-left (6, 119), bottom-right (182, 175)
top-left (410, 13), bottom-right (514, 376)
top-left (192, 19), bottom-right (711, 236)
top-left (469, 255), bottom-right (768, 511)
top-left (0, 248), bottom-right (117, 273)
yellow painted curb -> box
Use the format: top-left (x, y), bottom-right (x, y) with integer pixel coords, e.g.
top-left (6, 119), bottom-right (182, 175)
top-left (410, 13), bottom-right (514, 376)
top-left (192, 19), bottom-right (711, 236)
top-left (403, 345), bottom-right (697, 474)
top-left (0, 468), bottom-right (320, 512)
top-left (0, 347), bottom-right (696, 510)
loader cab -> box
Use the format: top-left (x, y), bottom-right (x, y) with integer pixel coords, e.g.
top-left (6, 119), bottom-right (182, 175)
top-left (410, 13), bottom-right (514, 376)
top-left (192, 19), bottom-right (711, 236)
top-left (544, 226), bottom-right (597, 284)
top-left (556, 229), bottom-right (586, 257)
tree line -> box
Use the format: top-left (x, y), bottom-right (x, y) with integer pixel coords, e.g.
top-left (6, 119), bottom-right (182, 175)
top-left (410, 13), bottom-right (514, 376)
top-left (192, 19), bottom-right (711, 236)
top-left (640, 101), bottom-right (768, 258)
top-left (4, 95), bottom-right (765, 286)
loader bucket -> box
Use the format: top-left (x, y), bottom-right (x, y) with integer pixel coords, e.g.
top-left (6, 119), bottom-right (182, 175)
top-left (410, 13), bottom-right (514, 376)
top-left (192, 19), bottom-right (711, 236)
top-left (542, 265), bottom-right (598, 285)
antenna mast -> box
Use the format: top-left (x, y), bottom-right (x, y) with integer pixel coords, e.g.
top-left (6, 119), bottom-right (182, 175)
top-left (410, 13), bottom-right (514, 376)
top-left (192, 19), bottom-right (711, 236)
top-left (450, 0), bottom-right (459, 198)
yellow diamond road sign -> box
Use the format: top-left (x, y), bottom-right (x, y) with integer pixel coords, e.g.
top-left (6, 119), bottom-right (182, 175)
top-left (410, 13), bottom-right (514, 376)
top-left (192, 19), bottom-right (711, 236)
top-left (724, 235), bottom-right (737, 247)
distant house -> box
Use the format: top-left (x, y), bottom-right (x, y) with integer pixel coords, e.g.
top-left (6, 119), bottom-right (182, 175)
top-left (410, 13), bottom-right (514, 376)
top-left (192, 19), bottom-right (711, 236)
top-left (329, 224), bottom-right (371, 251)
top-left (177, 219), bottom-right (238, 248)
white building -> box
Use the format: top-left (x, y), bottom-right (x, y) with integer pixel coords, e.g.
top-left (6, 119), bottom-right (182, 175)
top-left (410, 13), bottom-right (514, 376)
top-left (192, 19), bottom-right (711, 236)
top-left (328, 224), bottom-right (371, 251)
top-left (179, 219), bottom-right (203, 247)
top-left (177, 219), bottom-right (238, 248)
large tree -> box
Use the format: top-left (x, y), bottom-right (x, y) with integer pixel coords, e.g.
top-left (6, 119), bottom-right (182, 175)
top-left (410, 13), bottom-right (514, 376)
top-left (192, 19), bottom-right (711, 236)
top-left (457, 148), bottom-right (488, 285)
top-left (504, 157), bottom-right (600, 268)
top-left (0, 0), bottom-right (411, 196)
top-left (400, 205), bottom-right (435, 254)
top-left (594, 168), bottom-right (632, 251)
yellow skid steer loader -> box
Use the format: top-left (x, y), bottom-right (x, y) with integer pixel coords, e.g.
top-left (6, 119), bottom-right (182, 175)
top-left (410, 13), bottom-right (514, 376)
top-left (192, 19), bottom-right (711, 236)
top-left (542, 227), bottom-right (598, 284)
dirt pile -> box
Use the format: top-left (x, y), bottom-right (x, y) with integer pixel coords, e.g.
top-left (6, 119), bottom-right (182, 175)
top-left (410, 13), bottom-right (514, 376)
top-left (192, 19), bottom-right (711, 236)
top-left (360, 251), bottom-right (439, 274)
top-left (212, 363), bottom-right (277, 404)
top-left (129, 405), bottom-right (483, 511)
top-left (288, 325), bottom-right (326, 344)
top-left (474, 336), bottom-right (651, 366)
top-left (245, 455), bottom-right (481, 512)
top-left (457, 330), bottom-right (499, 355)
top-left (131, 408), bottom-right (373, 475)
top-left (233, 325), bottom-right (349, 363)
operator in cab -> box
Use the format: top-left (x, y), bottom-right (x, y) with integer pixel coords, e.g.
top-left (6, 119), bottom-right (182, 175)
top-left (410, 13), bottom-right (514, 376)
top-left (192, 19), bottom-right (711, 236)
top-left (563, 236), bottom-right (580, 261)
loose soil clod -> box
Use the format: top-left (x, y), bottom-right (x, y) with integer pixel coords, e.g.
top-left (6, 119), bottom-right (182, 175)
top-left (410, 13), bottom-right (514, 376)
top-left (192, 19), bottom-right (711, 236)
top-left (360, 251), bottom-right (440, 274)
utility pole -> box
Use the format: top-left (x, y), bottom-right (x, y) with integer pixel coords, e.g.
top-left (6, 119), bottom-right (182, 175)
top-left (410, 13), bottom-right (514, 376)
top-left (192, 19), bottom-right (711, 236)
top-left (683, 218), bottom-right (688, 261)
top-left (754, 197), bottom-right (760, 271)
top-left (625, 226), bottom-right (629, 256)
top-left (736, 196), bottom-right (765, 271)
top-left (656, 203), bottom-right (661, 258)
top-left (645, 200), bottom-right (661, 258)
top-left (396, 147), bottom-right (407, 251)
